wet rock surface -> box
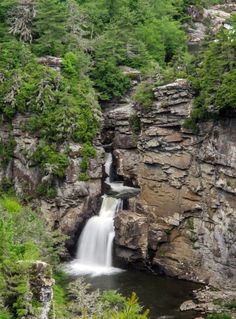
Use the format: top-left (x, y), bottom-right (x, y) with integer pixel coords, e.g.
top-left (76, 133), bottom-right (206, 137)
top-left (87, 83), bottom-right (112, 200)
top-left (181, 286), bottom-right (236, 318)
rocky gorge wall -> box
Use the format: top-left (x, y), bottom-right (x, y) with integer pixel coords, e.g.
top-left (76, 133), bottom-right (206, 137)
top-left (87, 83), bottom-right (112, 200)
top-left (0, 113), bottom-right (104, 254)
top-left (104, 79), bottom-right (236, 287)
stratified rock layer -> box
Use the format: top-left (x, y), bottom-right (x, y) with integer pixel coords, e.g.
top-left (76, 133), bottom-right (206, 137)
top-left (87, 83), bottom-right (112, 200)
top-left (106, 79), bottom-right (236, 287)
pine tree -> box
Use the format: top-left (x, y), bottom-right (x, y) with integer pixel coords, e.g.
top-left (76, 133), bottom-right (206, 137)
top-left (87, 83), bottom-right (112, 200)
top-left (32, 0), bottom-right (68, 56)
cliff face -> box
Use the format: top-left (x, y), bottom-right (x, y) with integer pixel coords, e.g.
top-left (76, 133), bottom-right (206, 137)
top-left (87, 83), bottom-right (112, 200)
top-left (187, 3), bottom-right (236, 46)
top-left (0, 114), bottom-right (104, 253)
top-left (105, 79), bottom-right (236, 287)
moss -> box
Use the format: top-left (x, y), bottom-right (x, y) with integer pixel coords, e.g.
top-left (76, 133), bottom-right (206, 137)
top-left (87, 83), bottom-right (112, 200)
top-left (164, 229), bottom-right (171, 235)
top-left (79, 173), bottom-right (90, 182)
top-left (187, 218), bottom-right (194, 231)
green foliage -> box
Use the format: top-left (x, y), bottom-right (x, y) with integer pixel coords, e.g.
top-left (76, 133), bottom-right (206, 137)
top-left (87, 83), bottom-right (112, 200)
top-left (80, 158), bottom-right (89, 173)
top-left (0, 137), bottom-right (16, 168)
top-left (0, 177), bottom-right (14, 195)
top-left (76, 0), bottom-right (188, 100)
top-left (224, 300), bottom-right (236, 310)
top-left (31, 143), bottom-right (69, 178)
top-left (62, 52), bottom-right (79, 76)
top-left (133, 82), bottom-right (155, 108)
top-left (136, 18), bottom-right (186, 65)
top-left (78, 143), bottom-right (96, 177)
top-left (0, 309), bottom-right (12, 319)
top-left (36, 184), bottom-right (57, 199)
top-left (64, 278), bottom-right (150, 319)
top-left (188, 26), bottom-right (236, 124)
top-left (130, 114), bottom-right (141, 135)
top-left (81, 143), bottom-right (96, 158)
top-left (79, 173), bottom-right (90, 182)
top-left (0, 196), bottom-right (22, 213)
top-left (91, 57), bottom-right (131, 101)
top-left (103, 292), bottom-right (150, 319)
top-left (0, 0), bottom-right (101, 193)
top-left (101, 290), bottom-right (126, 310)
top-left (0, 195), bottom-right (66, 318)
top-left (207, 314), bottom-right (232, 319)
top-left (32, 0), bottom-right (68, 56)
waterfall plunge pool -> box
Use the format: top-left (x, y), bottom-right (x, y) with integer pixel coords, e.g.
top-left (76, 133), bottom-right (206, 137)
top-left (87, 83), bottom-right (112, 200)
top-left (64, 151), bottom-right (201, 318)
top-left (66, 269), bottom-right (201, 319)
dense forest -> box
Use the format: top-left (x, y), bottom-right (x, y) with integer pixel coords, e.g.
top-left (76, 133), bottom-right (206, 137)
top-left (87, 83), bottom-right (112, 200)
top-left (0, 0), bottom-right (236, 318)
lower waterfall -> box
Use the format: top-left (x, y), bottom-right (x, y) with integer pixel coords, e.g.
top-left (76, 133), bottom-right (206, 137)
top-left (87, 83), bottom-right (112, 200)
top-left (65, 153), bottom-right (126, 276)
top-left (76, 196), bottom-right (121, 267)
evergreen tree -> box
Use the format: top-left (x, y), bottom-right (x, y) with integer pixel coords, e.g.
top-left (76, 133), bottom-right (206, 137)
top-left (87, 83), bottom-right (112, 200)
top-left (32, 0), bottom-right (68, 56)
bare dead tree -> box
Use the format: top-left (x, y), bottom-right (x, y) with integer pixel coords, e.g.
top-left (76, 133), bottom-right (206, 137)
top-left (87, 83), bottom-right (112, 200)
top-left (3, 73), bottom-right (21, 109)
top-left (67, 0), bottom-right (91, 51)
top-left (8, 0), bottom-right (36, 43)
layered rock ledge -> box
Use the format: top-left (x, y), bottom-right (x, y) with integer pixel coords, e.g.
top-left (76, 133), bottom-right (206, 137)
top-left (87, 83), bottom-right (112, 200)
top-left (104, 79), bottom-right (236, 287)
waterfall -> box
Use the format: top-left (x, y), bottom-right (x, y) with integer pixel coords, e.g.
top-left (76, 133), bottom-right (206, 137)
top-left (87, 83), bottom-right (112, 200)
top-left (105, 152), bottom-right (112, 184)
top-left (76, 195), bottom-right (121, 267)
top-left (65, 153), bottom-right (124, 276)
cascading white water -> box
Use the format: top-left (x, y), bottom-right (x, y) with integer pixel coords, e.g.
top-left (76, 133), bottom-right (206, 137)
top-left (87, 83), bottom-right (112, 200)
top-left (105, 152), bottom-right (112, 184)
top-left (76, 195), bottom-right (121, 266)
top-left (65, 153), bottom-right (124, 276)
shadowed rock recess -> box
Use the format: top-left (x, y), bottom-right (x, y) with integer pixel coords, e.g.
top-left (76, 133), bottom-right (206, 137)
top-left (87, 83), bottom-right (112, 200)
top-left (103, 79), bottom-right (236, 287)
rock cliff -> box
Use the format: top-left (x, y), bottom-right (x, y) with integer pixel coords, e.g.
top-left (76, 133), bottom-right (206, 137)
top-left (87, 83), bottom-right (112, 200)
top-left (104, 79), bottom-right (236, 287)
top-left (187, 3), bottom-right (236, 46)
top-left (0, 113), bottom-right (104, 254)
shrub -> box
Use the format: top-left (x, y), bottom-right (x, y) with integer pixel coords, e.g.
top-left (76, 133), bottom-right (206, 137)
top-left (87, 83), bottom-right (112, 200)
top-left (101, 290), bottom-right (126, 310)
top-left (80, 143), bottom-right (96, 158)
top-left (133, 82), bottom-right (155, 108)
top-left (31, 143), bottom-right (69, 178)
top-left (0, 196), bottom-right (66, 318)
top-left (224, 300), bottom-right (236, 310)
top-left (0, 137), bottom-right (16, 168)
top-left (130, 114), bottom-right (141, 134)
top-left (91, 58), bottom-right (131, 101)
top-left (0, 177), bottom-right (14, 195)
top-left (36, 184), bottom-right (57, 199)
top-left (80, 159), bottom-right (89, 173)
top-left (0, 196), bottom-right (22, 213)
top-left (207, 314), bottom-right (232, 319)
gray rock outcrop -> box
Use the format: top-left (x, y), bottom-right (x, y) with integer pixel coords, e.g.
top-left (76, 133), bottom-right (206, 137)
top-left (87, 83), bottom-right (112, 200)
top-left (0, 114), bottom-right (104, 253)
top-left (105, 79), bottom-right (236, 287)
top-left (187, 3), bottom-right (236, 45)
